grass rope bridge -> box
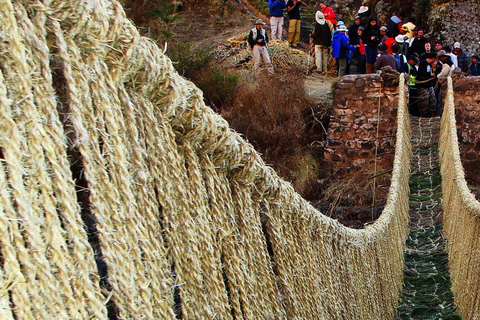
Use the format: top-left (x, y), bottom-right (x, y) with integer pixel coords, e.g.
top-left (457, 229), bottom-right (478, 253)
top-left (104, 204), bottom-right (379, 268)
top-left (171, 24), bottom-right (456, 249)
top-left (0, 0), bottom-right (479, 318)
top-left (396, 117), bottom-right (459, 319)
top-left (1, 0), bottom-right (410, 318)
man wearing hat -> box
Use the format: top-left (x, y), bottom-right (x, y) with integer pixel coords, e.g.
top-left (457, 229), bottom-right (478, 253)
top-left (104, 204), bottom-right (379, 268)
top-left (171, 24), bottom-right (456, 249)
top-left (395, 34), bottom-right (409, 56)
top-left (358, 6), bottom-right (370, 26)
top-left (310, 11), bottom-right (334, 73)
top-left (416, 52), bottom-right (440, 117)
top-left (247, 19), bottom-right (274, 76)
top-left (374, 43), bottom-right (396, 72)
top-left (435, 50), bottom-right (453, 115)
top-left (332, 24), bottom-right (356, 77)
top-left (437, 50), bottom-right (455, 76)
top-left (453, 42), bottom-right (469, 73)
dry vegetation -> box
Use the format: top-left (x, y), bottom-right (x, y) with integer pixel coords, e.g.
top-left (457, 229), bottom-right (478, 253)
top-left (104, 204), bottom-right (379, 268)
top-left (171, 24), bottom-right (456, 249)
top-left (121, 0), bottom-right (392, 227)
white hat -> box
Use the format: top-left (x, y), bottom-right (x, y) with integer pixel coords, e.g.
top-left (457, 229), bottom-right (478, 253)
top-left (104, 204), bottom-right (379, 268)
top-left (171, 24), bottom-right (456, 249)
top-left (338, 25), bottom-right (348, 32)
top-left (380, 26), bottom-right (387, 32)
top-left (316, 11), bottom-right (325, 25)
top-left (454, 42), bottom-right (461, 49)
top-left (337, 21), bottom-right (345, 26)
top-left (395, 34), bottom-right (405, 43)
top-left (254, 19), bottom-right (266, 25)
top-left (358, 6), bottom-right (369, 14)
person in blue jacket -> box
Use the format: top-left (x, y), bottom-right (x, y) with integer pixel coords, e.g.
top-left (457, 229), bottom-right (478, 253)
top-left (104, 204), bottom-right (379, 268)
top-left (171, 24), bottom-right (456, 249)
top-left (469, 55), bottom-right (480, 76)
top-left (332, 24), bottom-right (357, 77)
top-left (269, 0), bottom-right (287, 40)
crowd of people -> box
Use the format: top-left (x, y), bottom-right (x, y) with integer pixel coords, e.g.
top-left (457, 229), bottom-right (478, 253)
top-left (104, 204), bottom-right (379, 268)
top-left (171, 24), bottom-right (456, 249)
top-left (247, 0), bottom-right (480, 116)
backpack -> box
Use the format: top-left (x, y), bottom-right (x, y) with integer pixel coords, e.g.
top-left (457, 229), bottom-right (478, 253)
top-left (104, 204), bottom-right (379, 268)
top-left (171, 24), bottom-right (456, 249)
top-left (395, 54), bottom-right (406, 72)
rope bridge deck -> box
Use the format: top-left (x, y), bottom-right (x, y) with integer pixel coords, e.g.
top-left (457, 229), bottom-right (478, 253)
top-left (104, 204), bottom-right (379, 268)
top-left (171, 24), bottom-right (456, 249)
top-left (0, 0), bottom-right (478, 319)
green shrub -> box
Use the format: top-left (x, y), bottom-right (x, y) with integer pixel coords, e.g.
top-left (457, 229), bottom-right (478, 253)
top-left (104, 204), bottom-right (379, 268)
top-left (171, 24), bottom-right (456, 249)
top-left (197, 69), bottom-right (238, 110)
top-left (168, 42), bottom-right (212, 79)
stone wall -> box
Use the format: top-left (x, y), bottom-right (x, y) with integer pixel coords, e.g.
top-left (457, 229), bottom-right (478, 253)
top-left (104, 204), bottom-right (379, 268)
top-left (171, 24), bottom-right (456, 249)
top-left (451, 76), bottom-right (480, 183)
top-left (322, 73), bottom-right (480, 184)
top-left (322, 74), bottom-right (401, 180)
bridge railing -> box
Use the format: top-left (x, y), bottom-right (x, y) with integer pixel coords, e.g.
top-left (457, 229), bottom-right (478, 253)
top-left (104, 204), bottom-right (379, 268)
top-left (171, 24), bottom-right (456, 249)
top-left (440, 77), bottom-right (480, 318)
top-left (0, 1), bottom-right (412, 319)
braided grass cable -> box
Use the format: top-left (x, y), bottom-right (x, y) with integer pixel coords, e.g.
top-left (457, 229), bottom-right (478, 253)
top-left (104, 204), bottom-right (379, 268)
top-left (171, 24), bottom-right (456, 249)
top-left (439, 77), bottom-right (480, 319)
top-left (1, 0), bottom-right (414, 318)
top-left (12, 2), bottom-right (108, 318)
top-left (0, 2), bottom-right (81, 318)
top-left (0, 53), bottom-right (40, 319)
top-left (117, 85), bottom-right (177, 319)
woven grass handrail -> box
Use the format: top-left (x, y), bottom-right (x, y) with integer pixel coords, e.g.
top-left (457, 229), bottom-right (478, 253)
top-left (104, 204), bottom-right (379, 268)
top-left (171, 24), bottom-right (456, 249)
top-left (0, 0), bottom-right (411, 318)
top-left (439, 77), bottom-right (480, 319)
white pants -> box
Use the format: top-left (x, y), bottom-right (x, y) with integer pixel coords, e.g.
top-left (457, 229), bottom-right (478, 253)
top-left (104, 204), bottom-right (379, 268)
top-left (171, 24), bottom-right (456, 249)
top-left (252, 45), bottom-right (274, 76)
top-left (270, 16), bottom-right (284, 40)
top-left (314, 45), bottom-right (329, 72)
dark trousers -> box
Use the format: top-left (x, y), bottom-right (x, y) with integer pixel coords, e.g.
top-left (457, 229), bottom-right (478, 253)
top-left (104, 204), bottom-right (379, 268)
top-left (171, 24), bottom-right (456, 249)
top-left (409, 86), bottom-right (418, 116)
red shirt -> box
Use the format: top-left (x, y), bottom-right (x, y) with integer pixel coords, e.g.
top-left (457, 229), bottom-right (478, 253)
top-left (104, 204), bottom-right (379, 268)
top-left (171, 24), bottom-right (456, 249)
top-left (384, 37), bottom-right (396, 54)
top-left (359, 40), bottom-right (365, 55)
top-left (321, 6), bottom-right (337, 25)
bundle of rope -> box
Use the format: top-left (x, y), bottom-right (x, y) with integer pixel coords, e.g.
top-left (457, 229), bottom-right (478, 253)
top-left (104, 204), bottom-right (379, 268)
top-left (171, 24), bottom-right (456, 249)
top-left (0, 0), bottom-right (412, 318)
top-left (439, 77), bottom-right (480, 319)
top-left (214, 37), bottom-right (314, 73)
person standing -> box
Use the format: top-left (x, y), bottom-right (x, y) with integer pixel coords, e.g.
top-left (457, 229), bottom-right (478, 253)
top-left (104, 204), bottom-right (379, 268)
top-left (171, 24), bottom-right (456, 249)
top-left (469, 55), bottom-right (480, 75)
top-left (383, 30), bottom-right (396, 54)
top-left (392, 43), bottom-right (407, 72)
top-left (311, 11), bottom-right (334, 73)
top-left (332, 24), bottom-right (356, 77)
top-left (443, 45), bottom-right (458, 68)
top-left (436, 50), bottom-right (454, 116)
top-left (269, 0), bottom-right (286, 40)
top-left (404, 55), bottom-right (419, 116)
top-left (346, 16), bottom-right (362, 74)
top-left (348, 16), bottom-right (362, 46)
top-left (433, 41), bottom-right (443, 53)
top-left (248, 19), bottom-right (274, 77)
top-left (408, 28), bottom-right (428, 57)
top-left (356, 26), bottom-right (366, 73)
top-left (416, 52), bottom-right (440, 117)
top-left (386, 12), bottom-right (405, 37)
top-left (395, 34), bottom-right (409, 56)
top-left (319, 1), bottom-right (337, 26)
top-left (374, 43), bottom-right (397, 72)
top-left (287, 0), bottom-right (307, 48)
top-left (362, 17), bottom-right (381, 73)
top-left (453, 42), bottom-right (469, 73)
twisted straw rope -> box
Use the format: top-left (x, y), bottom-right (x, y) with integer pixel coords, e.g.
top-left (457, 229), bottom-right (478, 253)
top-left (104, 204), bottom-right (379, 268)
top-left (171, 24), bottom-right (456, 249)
top-left (439, 77), bottom-right (480, 319)
top-left (0, 0), bottom-right (414, 318)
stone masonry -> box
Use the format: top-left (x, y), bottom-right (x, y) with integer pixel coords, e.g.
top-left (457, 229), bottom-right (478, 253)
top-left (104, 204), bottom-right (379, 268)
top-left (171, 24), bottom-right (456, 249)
top-left (323, 73), bottom-right (480, 183)
top-left (450, 76), bottom-right (480, 182)
top-left (323, 74), bottom-right (401, 179)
